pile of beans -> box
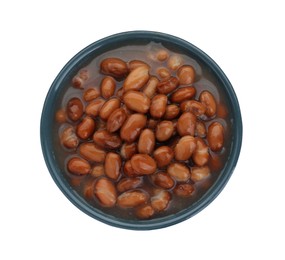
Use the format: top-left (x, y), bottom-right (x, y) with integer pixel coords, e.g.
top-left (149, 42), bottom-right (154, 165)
top-left (55, 46), bottom-right (227, 219)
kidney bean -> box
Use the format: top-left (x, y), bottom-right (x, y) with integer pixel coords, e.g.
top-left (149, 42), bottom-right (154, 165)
top-left (177, 112), bottom-right (196, 136)
top-left (116, 177), bottom-right (143, 193)
top-left (83, 87), bottom-right (100, 102)
top-left (151, 189), bottom-right (171, 212)
top-left (120, 143), bottom-right (137, 160)
top-left (207, 122), bottom-right (224, 151)
top-left (100, 76), bottom-right (116, 99)
top-left (180, 100), bottom-right (206, 116)
top-left (100, 58), bottom-right (129, 79)
top-left (123, 90), bottom-right (150, 114)
top-left (174, 184), bottom-right (195, 197)
top-left (195, 121), bottom-right (207, 138)
top-left (143, 76), bottom-right (158, 98)
top-left (156, 49), bottom-right (169, 61)
top-left (79, 142), bottom-right (106, 163)
top-left (128, 60), bottom-right (149, 71)
top-left (150, 94), bottom-right (167, 119)
top-left (153, 146), bottom-right (174, 168)
top-left (76, 116), bottom-right (96, 140)
top-left (171, 86), bottom-right (196, 103)
top-left (174, 135), bottom-right (197, 161)
top-left (94, 177), bottom-right (117, 207)
top-left (93, 129), bottom-right (122, 149)
top-left (164, 104), bottom-right (180, 120)
top-left (123, 65), bottom-right (150, 92)
top-left (104, 152), bottom-right (121, 180)
top-left (130, 154), bottom-right (157, 175)
top-left (191, 166), bottom-right (210, 182)
top-left (66, 97), bottom-right (84, 121)
top-left (167, 162), bottom-right (190, 182)
top-left (177, 65), bottom-right (195, 85)
top-left (83, 179), bottom-right (95, 199)
top-left (157, 67), bottom-right (171, 79)
top-left (67, 157), bottom-right (91, 175)
top-left (138, 129), bottom-right (155, 154)
top-left (157, 76), bottom-right (179, 94)
top-left (151, 172), bottom-right (175, 189)
top-left (99, 98), bottom-right (121, 120)
top-left (156, 121), bottom-right (174, 142)
top-left (123, 160), bottom-right (137, 177)
top-left (135, 204), bottom-right (155, 219)
top-left (60, 126), bottom-right (79, 149)
top-left (167, 55), bottom-right (183, 70)
top-left (55, 108), bottom-right (67, 123)
top-left (117, 190), bottom-right (148, 208)
top-left (85, 98), bottom-right (105, 117)
top-left (90, 165), bottom-right (105, 178)
top-left (192, 137), bottom-right (209, 166)
top-left (106, 108), bottom-right (127, 133)
top-left (199, 90), bottom-right (217, 117)
top-left (120, 113), bottom-right (147, 143)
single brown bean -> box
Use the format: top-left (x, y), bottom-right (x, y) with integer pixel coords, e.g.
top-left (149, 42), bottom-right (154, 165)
top-left (66, 97), bottom-right (84, 121)
top-left (192, 137), bottom-right (209, 166)
top-left (123, 65), bottom-right (150, 92)
top-left (85, 98), bottom-right (105, 117)
top-left (191, 166), bottom-right (210, 182)
top-left (167, 162), bottom-right (191, 182)
top-left (90, 165), bottom-right (105, 178)
top-left (94, 177), bottom-right (117, 207)
top-left (177, 65), bottom-right (195, 85)
top-left (177, 112), bottom-right (196, 136)
top-left (199, 90), bottom-right (217, 117)
top-left (150, 94), bottom-right (167, 119)
top-left (131, 154), bottom-right (157, 175)
top-left (116, 177), bottom-right (143, 193)
top-left (156, 121), bottom-right (174, 142)
top-left (174, 135), bottom-right (197, 161)
top-left (143, 76), bottom-right (158, 98)
top-left (138, 129), bottom-right (155, 154)
top-left (60, 126), bottom-right (79, 149)
top-left (83, 179), bottom-right (95, 199)
top-left (104, 152), bottom-right (121, 180)
top-left (195, 121), bottom-right (207, 138)
top-left (171, 86), bottom-right (196, 103)
top-left (153, 146), bottom-right (174, 168)
top-left (100, 76), bottom-right (116, 99)
top-left (135, 204), bottom-right (155, 219)
top-left (83, 87), bottom-right (100, 102)
top-left (156, 49), bottom-right (169, 61)
top-left (128, 60), bottom-right (149, 71)
top-left (79, 142), bottom-right (106, 163)
top-left (123, 90), bottom-right (150, 114)
top-left (167, 55), bottom-right (183, 70)
top-left (93, 129), bottom-right (122, 149)
top-left (123, 160), bottom-right (137, 177)
top-left (174, 183), bottom-right (195, 197)
top-left (120, 113), bottom-right (147, 143)
top-left (76, 116), bottom-right (96, 139)
top-left (117, 190), bottom-right (148, 208)
top-left (106, 108), bottom-right (127, 133)
top-left (151, 172), bottom-right (175, 189)
top-left (99, 98), bottom-right (120, 121)
top-left (151, 189), bottom-right (171, 212)
top-left (164, 104), bottom-right (180, 120)
top-left (100, 58), bottom-right (128, 79)
top-left (120, 143), bottom-right (137, 160)
top-left (207, 122), bottom-right (224, 151)
top-left (67, 157), bottom-right (91, 175)
top-left (157, 76), bottom-right (179, 94)
top-left (55, 108), bottom-right (66, 123)
top-left (157, 67), bottom-right (171, 79)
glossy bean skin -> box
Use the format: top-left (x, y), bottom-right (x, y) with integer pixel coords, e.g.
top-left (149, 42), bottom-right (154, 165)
top-left (123, 65), bottom-right (150, 92)
top-left (60, 126), bottom-right (79, 149)
top-left (195, 121), bottom-right (207, 138)
top-left (123, 90), bottom-right (150, 114)
top-left (199, 91), bottom-right (217, 117)
top-left (106, 108), bottom-right (127, 133)
top-left (105, 152), bottom-right (121, 180)
top-left (85, 98), bottom-right (105, 117)
top-left (192, 137), bottom-right (209, 166)
top-left (157, 67), bottom-right (171, 79)
top-left (135, 204), bottom-right (155, 219)
top-left (167, 55), bottom-right (183, 70)
top-left (156, 49), bottom-right (169, 61)
top-left (66, 97), bottom-right (84, 121)
top-left (116, 177), bottom-right (143, 193)
top-left (207, 122), bottom-right (224, 151)
top-left (90, 165), bottom-right (104, 178)
top-left (100, 76), bottom-right (116, 99)
top-left (99, 98), bottom-right (121, 121)
top-left (174, 135), bottom-right (197, 161)
top-left (93, 129), bottom-right (122, 149)
top-left (177, 112), bottom-right (196, 136)
top-left (76, 116), bottom-right (96, 139)
top-left (153, 146), bottom-right (174, 168)
top-left (177, 65), bottom-right (195, 85)
top-left (120, 143), bottom-right (137, 160)
top-left (94, 177), bottom-right (117, 207)
top-left (170, 86), bottom-right (196, 103)
top-left (174, 183), bottom-right (195, 197)
top-left (191, 166), bottom-right (210, 182)
top-left (123, 160), bottom-right (137, 177)
top-left (167, 162), bottom-right (191, 182)
top-left (157, 76), bottom-right (179, 94)
top-left (180, 100), bottom-right (206, 116)
top-left (164, 104), bottom-right (180, 120)
top-left (100, 58), bottom-right (129, 79)
top-left (137, 129), bottom-right (155, 154)
top-left (83, 87), bottom-right (100, 102)
top-left (130, 154), bottom-right (157, 175)
top-left (117, 190), bottom-right (148, 208)
top-left (150, 94), bottom-right (167, 119)
top-left (143, 76), bottom-right (158, 98)
top-left (156, 121), bottom-right (174, 142)
top-left (151, 189), bottom-right (171, 212)
top-left (79, 142), bottom-right (106, 163)
top-left (67, 157), bottom-right (91, 175)
top-left (151, 172), bottom-right (175, 189)
top-left (120, 114), bottom-right (147, 143)
top-left (128, 60), bottom-right (149, 71)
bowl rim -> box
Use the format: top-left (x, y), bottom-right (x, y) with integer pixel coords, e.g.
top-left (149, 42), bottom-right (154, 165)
top-left (40, 30), bottom-right (243, 230)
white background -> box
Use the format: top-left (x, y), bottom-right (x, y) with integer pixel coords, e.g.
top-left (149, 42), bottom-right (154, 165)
top-left (1, 0), bottom-right (284, 259)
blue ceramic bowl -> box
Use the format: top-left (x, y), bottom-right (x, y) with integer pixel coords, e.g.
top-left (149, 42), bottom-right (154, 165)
top-left (41, 31), bottom-right (242, 230)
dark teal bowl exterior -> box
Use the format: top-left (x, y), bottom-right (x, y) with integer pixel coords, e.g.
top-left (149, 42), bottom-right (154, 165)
top-left (40, 31), bottom-right (242, 230)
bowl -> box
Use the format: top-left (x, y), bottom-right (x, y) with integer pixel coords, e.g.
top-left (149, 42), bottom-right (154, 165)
top-left (40, 31), bottom-right (242, 230)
